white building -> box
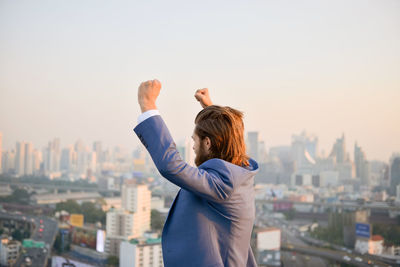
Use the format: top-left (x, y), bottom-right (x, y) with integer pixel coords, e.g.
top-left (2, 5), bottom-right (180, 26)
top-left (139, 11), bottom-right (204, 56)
top-left (256, 228), bottom-right (281, 267)
top-left (15, 141), bottom-right (25, 176)
top-left (256, 228), bottom-right (281, 251)
top-left (105, 181), bottom-right (151, 256)
top-left (24, 142), bottom-right (33, 175)
top-left (121, 182), bottom-right (151, 235)
top-left (355, 235), bottom-right (384, 255)
top-left (0, 239), bottom-right (21, 266)
top-left (120, 237), bottom-right (163, 267)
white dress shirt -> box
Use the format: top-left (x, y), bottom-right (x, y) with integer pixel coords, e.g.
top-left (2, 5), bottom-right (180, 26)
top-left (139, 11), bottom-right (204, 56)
top-left (137, 109), bottom-right (160, 124)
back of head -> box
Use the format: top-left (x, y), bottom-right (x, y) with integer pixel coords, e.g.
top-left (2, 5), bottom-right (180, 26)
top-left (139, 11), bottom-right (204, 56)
top-left (194, 105), bottom-right (249, 166)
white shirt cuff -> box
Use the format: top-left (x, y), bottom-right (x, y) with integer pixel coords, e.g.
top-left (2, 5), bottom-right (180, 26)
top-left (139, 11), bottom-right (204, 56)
top-left (137, 110), bottom-right (160, 124)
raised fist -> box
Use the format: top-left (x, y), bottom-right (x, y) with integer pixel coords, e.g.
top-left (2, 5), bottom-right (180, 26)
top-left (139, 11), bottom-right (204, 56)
top-left (138, 79), bottom-right (161, 112)
top-left (195, 88), bottom-right (213, 108)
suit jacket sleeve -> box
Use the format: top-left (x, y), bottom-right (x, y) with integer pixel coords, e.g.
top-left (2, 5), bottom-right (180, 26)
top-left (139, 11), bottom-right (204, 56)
top-left (134, 115), bottom-right (235, 203)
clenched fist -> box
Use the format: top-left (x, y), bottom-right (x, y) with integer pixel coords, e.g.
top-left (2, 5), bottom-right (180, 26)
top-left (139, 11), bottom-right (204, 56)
top-left (195, 88), bottom-right (213, 108)
top-left (138, 79), bottom-right (161, 112)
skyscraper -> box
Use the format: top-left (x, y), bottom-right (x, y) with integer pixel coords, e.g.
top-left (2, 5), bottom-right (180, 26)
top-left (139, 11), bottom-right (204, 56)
top-left (389, 154), bottom-right (400, 195)
top-left (330, 133), bottom-right (347, 164)
top-left (0, 132), bottom-right (2, 174)
top-left (15, 142), bottom-right (25, 176)
top-left (185, 138), bottom-right (195, 166)
top-left (44, 138), bottom-right (61, 174)
top-left (354, 143), bottom-right (370, 186)
top-left (93, 141), bottom-right (103, 164)
top-left (248, 131), bottom-right (259, 162)
top-left (2, 150), bottom-right (15, 174)
top-left (24, 142), bottom-right (33, 175)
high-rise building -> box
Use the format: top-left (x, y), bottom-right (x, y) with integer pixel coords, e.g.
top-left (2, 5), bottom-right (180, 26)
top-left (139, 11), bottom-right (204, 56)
top-left (24, 142), bottom-right (33, 175)
top-left (330, 133), bottom-right (347, 164)
top-left (60, 146), bottom-right (75, 172)
top-left (93, 141), bottom-right (103, 164)
top-left (105, 181), bottom-right (151, 255)
top-left (44, 138), bottom-right (61, 174)
top-left (185, 138), bottom-right (195, 166)
top-left (2, 150), bottom-right (15, 174)
top-left (354, 143), bottom-right (370, 186)
top-left (248, 131), bottom-right (259, 161)
top-left (389, 154), bottom-right (400, 195)
top-left (15, 142), bottom-right (26, 176)
top-left (121, 181), bottom-right (151, 235)
top-left (0, 132), bottom-right (2, 173)
top-left (32, 149), bottom-right (42, 174)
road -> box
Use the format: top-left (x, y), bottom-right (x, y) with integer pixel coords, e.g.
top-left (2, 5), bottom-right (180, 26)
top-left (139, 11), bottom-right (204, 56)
top-left (0, 211), bottom-right (58, 267)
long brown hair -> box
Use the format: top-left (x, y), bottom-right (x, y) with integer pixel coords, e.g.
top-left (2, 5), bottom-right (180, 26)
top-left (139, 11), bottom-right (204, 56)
top-left (194, 105), bottom-right (250, 166)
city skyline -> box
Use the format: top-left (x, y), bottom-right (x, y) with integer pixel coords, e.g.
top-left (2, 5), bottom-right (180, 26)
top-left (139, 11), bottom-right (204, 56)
top-left (1, 0), bottom-right (399, 162)
top-left (0, 129), bottom-right (396, 164)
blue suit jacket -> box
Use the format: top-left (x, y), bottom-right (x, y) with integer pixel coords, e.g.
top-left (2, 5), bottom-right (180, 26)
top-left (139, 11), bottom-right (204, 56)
top-left (134, 115), bottom-right (258, 267)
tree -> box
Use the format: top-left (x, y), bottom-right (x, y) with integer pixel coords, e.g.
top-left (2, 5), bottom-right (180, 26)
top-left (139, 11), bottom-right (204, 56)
top-left (55, 200), bottom-right (81, 214)
top-left (12, 229), bottom-right (23, 241)
top-left (107, 256), bottom-right (119, 266)
top-left (151, 209), bottom-right (164, 231)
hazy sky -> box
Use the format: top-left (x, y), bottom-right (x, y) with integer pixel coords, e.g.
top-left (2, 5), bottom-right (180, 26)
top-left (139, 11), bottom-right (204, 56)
top-left (0, 0), bottom-right (399, 161)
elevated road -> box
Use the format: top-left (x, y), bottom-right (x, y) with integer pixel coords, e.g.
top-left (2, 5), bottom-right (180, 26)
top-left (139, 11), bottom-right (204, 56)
top-left (0, 211), bottom-right (58, 267)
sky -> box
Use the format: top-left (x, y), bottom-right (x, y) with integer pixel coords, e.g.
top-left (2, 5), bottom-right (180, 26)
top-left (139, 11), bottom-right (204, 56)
top-left (0, 0), bottom-right (399, 162)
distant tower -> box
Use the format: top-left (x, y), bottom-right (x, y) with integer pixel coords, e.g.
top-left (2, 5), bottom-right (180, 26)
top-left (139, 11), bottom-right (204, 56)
top-left (354, 142), bottom-right (370, 186)
top-left (93, 141), bottom-right (103, 164)
top-left (24, 142), bottom-right (33, 175)
top-left (15, 142), bottom-right (26, 176)
top-left (32, 149), bottom-right (42, 175)
top-left (185, 138), bottom-right (195, 166)
top-left (389, 154), bottom-right (400, 195)
top-left (330, 133), bottom-right (346, 163)
top-left (248, 132), bottom-right (259, 161)
top-left (0, 132), bottom-right (2, 174)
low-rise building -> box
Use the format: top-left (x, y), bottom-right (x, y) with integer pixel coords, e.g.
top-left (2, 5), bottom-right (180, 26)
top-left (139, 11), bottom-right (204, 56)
top-left (0, 238), bottom-right (21, 266)
top-left (120, 236), bottom-right (163, 267)
top-left (31, 192), bottom-right (102, 205)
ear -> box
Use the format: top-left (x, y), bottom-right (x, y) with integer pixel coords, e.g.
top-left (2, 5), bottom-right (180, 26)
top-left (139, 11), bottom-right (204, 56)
top-left (203, 137), bottom-right (211, 152)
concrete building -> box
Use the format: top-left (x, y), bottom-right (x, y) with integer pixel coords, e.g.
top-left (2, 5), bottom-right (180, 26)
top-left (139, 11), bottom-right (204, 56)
top-left (390, 154), bottom-right (400, 195)
top-left (15, 141), bottom-right (25, 176)
top-left (44, 138), bottom-right (61, 175)
top-left (0, 132), bottom-right (2, 173)
top-left (330, 133), bottom-right (347, 164)
top-left (31, 192), bottom-right (102, 205)
top-left (0, 238), bottom-right (21, 266)
top-left (32, 149), bottom-right (42, 175)
top-left (93, 141), bottom-right (103, 164)
top-left (121, 181), bottom-right (151, 235)
top-left (120, 236), bottom-right (163, 267)
top-left (1, 150), bottom-right (15, 174)
top-left (396, 185), bottom-right (400, 203)
top-left (102, 197), bottom-right (122, 212)
top-left (106, 210), bottom-right (135, 238)
top-left (248, 131), bottom-right (259, 162)
top-left (354, 143), bottom-right (370, 186)
top-left (24, 142), bottom-right (33, 175)
top-left (256, 228), bottom-right (281, 267)
top-left (61, 146), bottom-right (75, 172)
top-left (355, 235), bottom-right (384, 255)
top-left (105, 181), bottom-right (151, 256)
top-left (184, 138), bottom-right (195, 166)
